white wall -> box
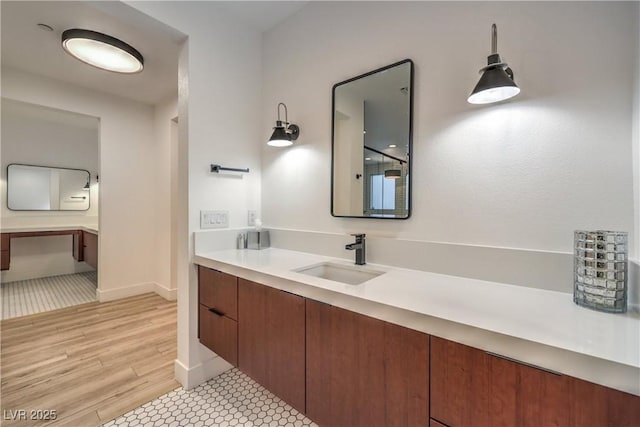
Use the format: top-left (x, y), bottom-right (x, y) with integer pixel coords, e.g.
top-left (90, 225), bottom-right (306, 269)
top-left (1, 99), bottom-right (99, 220)
top-left (153, 96), bottom-right (178, 293)
top-left (1, 99), bottom-right (99, 282)
top-left (128, 1), bottom-right (638, 390)
top-left (1, 67), bottom-right (160, 298)
top-left (127, 1), bottom-right (263, 389)
top-left (633, 2), bottom-right (640, 261)
top-left (262, 2), bottom-right (637, 258)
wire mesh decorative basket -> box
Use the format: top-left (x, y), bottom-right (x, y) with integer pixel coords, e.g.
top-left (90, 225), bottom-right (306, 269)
top-left (574, 230), bottom-right (627, 313)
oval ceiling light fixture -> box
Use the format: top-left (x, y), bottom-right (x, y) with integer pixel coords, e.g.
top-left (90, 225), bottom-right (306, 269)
top-left (468, 24), bottom-right (520, 105)
top-left (61, 29), bottom-right (144, 74)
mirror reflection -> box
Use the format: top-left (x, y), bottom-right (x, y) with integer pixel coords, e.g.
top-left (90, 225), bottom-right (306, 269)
top-left (331, 59), bottom-right (413, 219)
top-left (7, 164), bottom-right (90, 211)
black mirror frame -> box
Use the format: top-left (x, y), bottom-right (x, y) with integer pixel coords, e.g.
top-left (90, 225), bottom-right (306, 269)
top-left (7, 163), bottom-right (91, 212)
top-left (330, 58), bottom-right (414, 220)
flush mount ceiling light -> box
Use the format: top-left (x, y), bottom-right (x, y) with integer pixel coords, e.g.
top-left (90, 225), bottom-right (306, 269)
top-left (268, 102), bottom-right (300, 147)
top-left (61, 29), bottom-right (144, 74)
top-left (468, 24), bottom-right (520, 104)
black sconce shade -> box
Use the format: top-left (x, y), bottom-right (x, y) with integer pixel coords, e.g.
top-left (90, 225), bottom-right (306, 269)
top-left (268, 103), bottom-right (300, 147)
top-left (468, 24), bottom-right (520, 104)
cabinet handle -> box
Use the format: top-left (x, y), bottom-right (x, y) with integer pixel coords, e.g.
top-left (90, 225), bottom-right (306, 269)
top-left (486, 351), bottom-right (562, 376)
top-left (208, 307), bottom-right (225, 317)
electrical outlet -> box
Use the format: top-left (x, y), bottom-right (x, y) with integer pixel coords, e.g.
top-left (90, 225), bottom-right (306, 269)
top-left (201, 210), bottom-right (229, 229)
top-left (248, 210), bottom-right (257, 227)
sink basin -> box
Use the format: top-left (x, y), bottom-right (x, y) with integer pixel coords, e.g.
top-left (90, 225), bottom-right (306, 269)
top-left (293, 262), bottom-right (384, 285)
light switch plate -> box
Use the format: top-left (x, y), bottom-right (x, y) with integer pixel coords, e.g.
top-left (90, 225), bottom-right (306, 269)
top-left (200, 210), bottom-right (229, 229)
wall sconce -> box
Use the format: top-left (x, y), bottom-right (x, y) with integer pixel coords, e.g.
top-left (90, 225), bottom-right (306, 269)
top-left (468, 24), bottom-right (520, 104)
top-left (62, 29), bottom-right (144, 74)
top-left (268, 103), bottom-right (300, 147)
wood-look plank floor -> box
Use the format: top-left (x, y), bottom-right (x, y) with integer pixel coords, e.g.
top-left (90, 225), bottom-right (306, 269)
top-left (1, 293), bottom-right (178, 427)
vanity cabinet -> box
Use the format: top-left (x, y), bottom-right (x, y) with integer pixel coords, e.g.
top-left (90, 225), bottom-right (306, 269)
top-left (306, 299), bottom-right (429, 427)
top-left (83, 231), bottom-right (98, 270)
top-left (238, 279), bottom-right (306, 413)
top-left (430, 336), bottom-right (640, 427)
top-left (196, 266), bottom-right (639, 427)
top-left (198, 266), bottom-right (238, 366)
top-left (1, 229), bottom-right (95, 271)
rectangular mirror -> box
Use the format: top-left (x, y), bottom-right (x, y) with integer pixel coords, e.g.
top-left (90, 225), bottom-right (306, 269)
top-left (7, 164), bottom-right (90, 211)
top-left (331, 59), bottom-right (413, 219)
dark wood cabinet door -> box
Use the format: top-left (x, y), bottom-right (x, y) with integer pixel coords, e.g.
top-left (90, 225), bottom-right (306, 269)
top-left (264, 287), bottom-right (306, 413)
top-left (384, 322), bottom-right (429, 427)
top-left (198, 266), bottom-right (238, 320)
top-left (306, 299), bottom-right (429, 427)
top-left (1, 234), bottom-right (9, 270)
top-left (72, 232), bottom-right (84, 262)
top-left (1, 233), bottom-right (9, 251)
top-left (570, 376), bottom-right (640, 427)
top-left (83, 231), bottom-right (98, 270)
top-left (431, 336), bottom-right (490, 427)
top-left (430, 419), bottom-right (449, 427)
top-left (238, 279), bottom-right (306, 413)
top-left (431, 337), bottom-right (639, 427)
top-left (305, 298), bottom-right (333, 425)
top-left (1, 250), bottom-right (9, 271)
top-left (199, 304), bottom-right (237, 366)
top-left (432, 337), bottom-right (571, 427)
top-left (432, 337), bottom-right (570, 427)
top-left (237, 279), bottom-right (267, 383)
top-left (488, 353), bottom-right (569, 427)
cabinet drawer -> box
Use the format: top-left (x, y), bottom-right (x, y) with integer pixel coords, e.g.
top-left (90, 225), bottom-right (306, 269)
top-left (199, 304), bottom-right (238, 366)
top-left (199, 266), bottom-right (238, 320)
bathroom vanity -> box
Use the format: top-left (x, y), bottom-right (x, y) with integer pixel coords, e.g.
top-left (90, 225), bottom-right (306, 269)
top-left (195, 248), bottom-right (639, 427)
top-left (1, 225), bottom-right (99, 271)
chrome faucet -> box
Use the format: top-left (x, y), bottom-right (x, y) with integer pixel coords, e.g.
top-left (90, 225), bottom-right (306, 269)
top-left (345, 233), bottom-right (366, 265)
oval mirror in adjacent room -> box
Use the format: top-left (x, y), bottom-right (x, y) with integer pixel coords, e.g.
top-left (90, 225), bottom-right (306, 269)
top-left (331, 59), bottom-right (413, 219)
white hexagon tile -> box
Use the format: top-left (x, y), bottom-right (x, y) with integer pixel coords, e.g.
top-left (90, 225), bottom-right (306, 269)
top-left (102, 368), bottom-right (317, 427)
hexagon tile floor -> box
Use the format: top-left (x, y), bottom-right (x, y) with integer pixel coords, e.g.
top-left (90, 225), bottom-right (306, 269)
top-left (102, 368), bottom-right (317, 427)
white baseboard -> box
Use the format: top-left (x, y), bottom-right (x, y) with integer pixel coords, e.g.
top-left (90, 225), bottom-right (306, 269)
top-left (174, 356), bottom-right (232, 390)
top-left (97, 281), bottom-right (177, 302)
top-left (154, 282), bottom-right (177, 301)
top-left (97, 282), bottom-right (155, 302)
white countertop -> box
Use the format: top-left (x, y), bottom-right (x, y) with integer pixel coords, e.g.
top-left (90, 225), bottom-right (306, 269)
top-left (194, 247), bottom-right (640, 395)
